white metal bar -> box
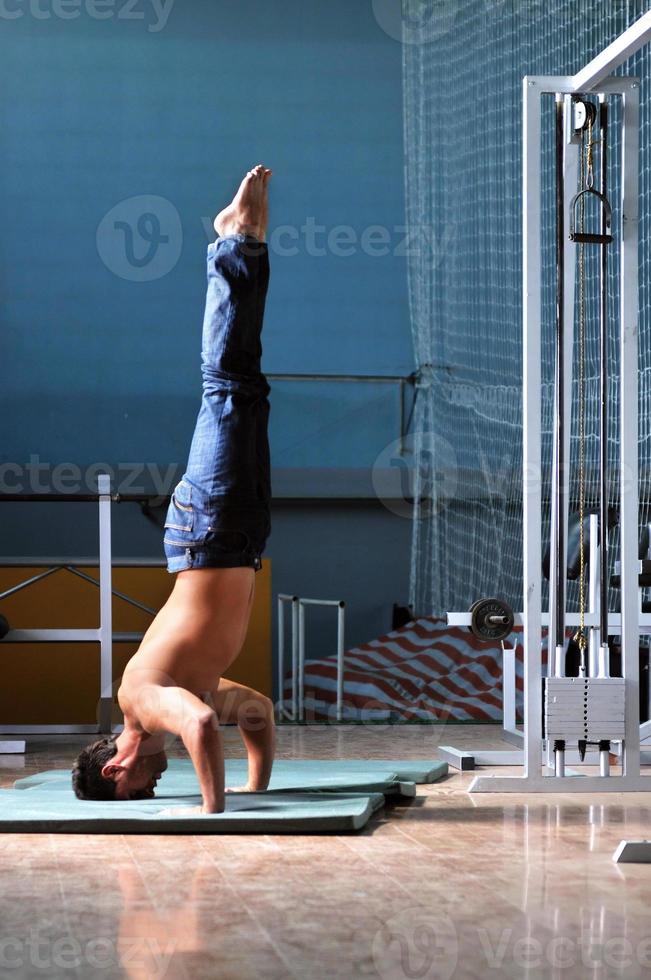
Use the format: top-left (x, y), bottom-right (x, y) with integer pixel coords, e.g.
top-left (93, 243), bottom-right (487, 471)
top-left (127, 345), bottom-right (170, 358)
top-left (0, 726), bottom-right (99, 735)
top-left (98, 475), bottom-right (113, 733)
top-left (500, 728), bottom-right (524, 748)
top-left (640, 720), bottom-right (651, 741)
top-left (571, 12), bottom-right (651, 93)
top-left (3, 630), bottom-right (156, 643)
top-left (336, 603), bottom-right (345, 722)
top-left (294, 598), bottom-right (344, 607)
top-left (523, 77), bottom-right (544, 780)
top-left (4, 629), bottom-right (101, 642)
top-left (526, 77), bottom-right (629, 95)
top-left (0, 558), bottom-right (167, 568)
top-left (277, 594), bottom-right (285, 718)
top-left (0, 741), bottom-right (25, 754)
top-left (440, 749), bottom-right (530, 771)
top-left (298, 601), bottom-right (306, 722)
top-left (614, 841), bottom-right (651, 863)
top-left (620, 82), bottom-right (641, 779)
top-left (471, 774), bottom-right (650, 793)
top-left (588, 514), bottom-right (601, 673)
top-left (502, 645), bottom-right (518, 737)
top-left (276, 595), bottom-right (298, 721)
top-left (447, 612), bottom-right (651, 633)
top-left (291, 599), bottom-right (299, 720)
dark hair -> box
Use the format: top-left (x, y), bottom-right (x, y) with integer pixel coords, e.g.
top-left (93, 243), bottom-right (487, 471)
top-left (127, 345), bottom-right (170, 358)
top-left (71, 736), bottom-right (119, 800)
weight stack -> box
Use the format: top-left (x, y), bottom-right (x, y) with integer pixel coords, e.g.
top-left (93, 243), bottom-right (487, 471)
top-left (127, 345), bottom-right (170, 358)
top-left (543, 677), bottom-right (626, 743)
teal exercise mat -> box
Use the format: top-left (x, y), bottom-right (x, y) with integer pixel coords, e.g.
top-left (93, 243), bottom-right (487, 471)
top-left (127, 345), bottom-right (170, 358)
top-left (0, 789), bottom-right (385, 834)
top-left (13, 758), bottom-right (447, 793)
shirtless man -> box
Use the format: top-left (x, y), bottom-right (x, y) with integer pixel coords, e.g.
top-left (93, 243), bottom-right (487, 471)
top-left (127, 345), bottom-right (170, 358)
top-left (72, 165), bottom-right (275, 814)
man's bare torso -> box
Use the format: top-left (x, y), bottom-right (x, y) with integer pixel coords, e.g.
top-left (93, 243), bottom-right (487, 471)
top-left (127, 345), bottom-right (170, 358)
top-left (118, 566), bottom-right (256, 729)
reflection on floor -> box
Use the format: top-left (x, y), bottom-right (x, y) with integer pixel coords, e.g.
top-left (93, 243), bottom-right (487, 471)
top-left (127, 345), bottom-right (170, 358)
top-left (1, 724), bottom-right (651, 980)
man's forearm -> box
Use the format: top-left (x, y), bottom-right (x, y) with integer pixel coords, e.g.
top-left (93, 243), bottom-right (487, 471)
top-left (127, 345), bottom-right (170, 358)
top-left (212, 681), bottom-right (276, 791)
top-left (182, 715), bottom-right (225, 812)
top-left (239, 706), bottom-right (275, 791)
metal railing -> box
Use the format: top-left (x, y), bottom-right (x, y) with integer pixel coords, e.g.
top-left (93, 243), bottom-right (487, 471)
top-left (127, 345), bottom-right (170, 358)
top-left (277, 593), bottom-right (346, 722)
top-left (0, 474), bottom-right (165, 746)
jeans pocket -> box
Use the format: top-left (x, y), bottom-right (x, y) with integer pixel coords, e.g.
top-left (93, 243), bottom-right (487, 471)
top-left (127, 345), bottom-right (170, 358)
top-left (205, 528), bottom-right (251, 554)
top-left (164, 480), bottom-right (194, 534)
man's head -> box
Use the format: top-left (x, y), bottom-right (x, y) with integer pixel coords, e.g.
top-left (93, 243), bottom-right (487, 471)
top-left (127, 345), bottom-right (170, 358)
top-left (72, 735), bottom-right (167, 801)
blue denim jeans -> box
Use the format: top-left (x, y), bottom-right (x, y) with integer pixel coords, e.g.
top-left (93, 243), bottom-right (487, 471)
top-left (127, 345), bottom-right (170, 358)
top-left (163, 235), bottom-right (271, 573)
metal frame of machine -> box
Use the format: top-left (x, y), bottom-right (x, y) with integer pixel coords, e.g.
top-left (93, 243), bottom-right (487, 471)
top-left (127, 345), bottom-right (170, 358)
top-left (444, 13), bottom-right (651, 793)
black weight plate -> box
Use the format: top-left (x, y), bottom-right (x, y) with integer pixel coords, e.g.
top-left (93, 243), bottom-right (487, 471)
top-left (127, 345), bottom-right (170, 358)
top-left (469, 597), bottom-right (514, 642)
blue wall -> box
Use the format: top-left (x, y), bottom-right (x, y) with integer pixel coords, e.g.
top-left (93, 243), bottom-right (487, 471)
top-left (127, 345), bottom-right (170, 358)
top-left (0, 0), bottom-right (413, 676)
top-left (1, 0), bottom-right (411, 474)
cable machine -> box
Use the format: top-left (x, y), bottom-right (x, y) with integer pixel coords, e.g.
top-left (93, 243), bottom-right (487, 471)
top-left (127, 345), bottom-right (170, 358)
top-left (443, 12), bottom-right (651, 793)
top-left (477, 31), bottom-right (645, 791)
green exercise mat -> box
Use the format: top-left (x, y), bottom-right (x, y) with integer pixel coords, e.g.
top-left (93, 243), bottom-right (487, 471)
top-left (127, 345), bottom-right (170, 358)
top-left (0, 787), bottom-right (385, 834)
top-left (13, 758), bottom-right (447, 794)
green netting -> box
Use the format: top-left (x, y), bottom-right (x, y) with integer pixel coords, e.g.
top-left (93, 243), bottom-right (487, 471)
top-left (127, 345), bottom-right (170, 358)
top-left (403, 1), bottom-right (651, 616)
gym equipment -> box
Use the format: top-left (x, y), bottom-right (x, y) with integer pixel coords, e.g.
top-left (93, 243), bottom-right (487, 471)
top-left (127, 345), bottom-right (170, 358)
top-left (0, 475), bottom-right (177, 746)
top-left (277, 593), bottom-right (346, 722)
top-left (613, 841), bottom-right (651, 864)
top-left (444, 13), bottom-right (651, 791)
top-left (0, 614), bottom-right (23, 756)
top-left (568, 188), bottom-right (613, 245)
top-left (468, 598), bottom-right (514, 643)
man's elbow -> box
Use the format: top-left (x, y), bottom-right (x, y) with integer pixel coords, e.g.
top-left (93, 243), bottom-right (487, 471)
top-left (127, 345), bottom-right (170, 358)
top-left (182, 708), bottom-right (218, 742)
top-left (258, 694), bottom-right (274, 718)
top-left (239, 694), bottom-right (275, 734)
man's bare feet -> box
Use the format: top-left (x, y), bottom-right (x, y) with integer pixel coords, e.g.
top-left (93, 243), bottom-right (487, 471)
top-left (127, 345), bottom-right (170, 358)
top-left (213, 164), bottom-right (272, 242)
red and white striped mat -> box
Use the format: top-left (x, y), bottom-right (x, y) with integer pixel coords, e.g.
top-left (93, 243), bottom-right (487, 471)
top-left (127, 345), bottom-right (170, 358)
top-left (282, 617), bottom-right (529, 722)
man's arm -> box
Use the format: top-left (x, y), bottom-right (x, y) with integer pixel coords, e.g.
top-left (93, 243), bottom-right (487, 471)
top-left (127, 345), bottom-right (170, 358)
top-left (211, 679), bottom-right (275, 791)
top-left (137, 685), bottom-right (225, 812)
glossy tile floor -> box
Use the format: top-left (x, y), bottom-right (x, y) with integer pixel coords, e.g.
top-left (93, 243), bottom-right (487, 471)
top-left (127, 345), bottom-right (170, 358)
top-left (1, 725), bottom-right (651, 980)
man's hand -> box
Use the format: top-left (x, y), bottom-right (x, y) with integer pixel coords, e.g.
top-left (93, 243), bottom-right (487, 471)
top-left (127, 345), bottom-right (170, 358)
top-left (156, 805), bottom-right (212, 817)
